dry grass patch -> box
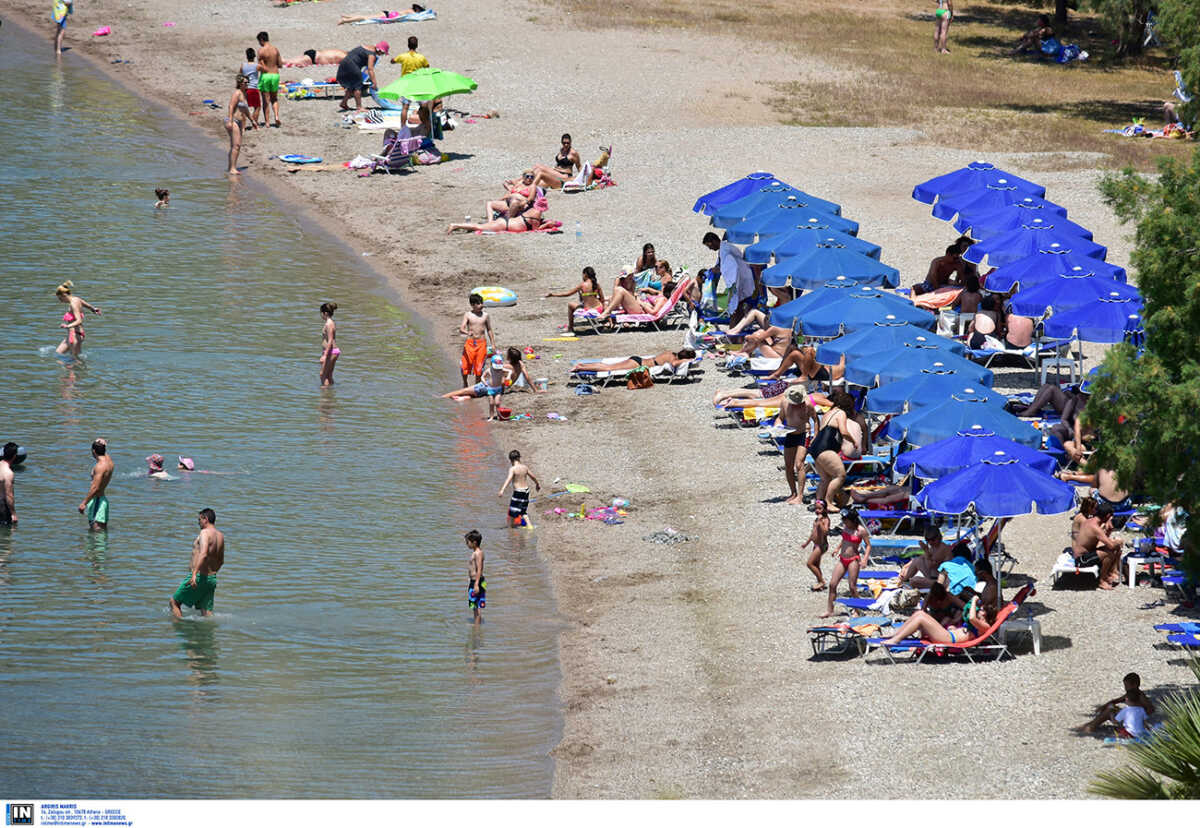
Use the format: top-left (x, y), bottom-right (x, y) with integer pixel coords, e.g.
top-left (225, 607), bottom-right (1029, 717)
top-left (557, 0), bottom-right (1195, 168)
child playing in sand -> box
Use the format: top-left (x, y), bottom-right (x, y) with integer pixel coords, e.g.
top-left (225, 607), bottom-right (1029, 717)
top-left (154, 188), bottom-right (169, 208)
top-left (801, 499), bottom-right (830, 591)
top-left (459, 292), bottom-right (495, 386)
top-left (465, 529), bottom-right (486, 625)
top-left (1076, 672), bottom-right (1156, 737)
top-left (499, 449), bottom-right (541, 528)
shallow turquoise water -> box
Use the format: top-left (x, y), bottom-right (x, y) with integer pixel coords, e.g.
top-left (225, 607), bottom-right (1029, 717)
top-left (0, 27), bottom-right (559, 798)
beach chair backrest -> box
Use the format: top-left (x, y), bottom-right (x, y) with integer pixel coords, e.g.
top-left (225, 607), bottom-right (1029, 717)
top-left (655, 277), bottom-right (693, 320)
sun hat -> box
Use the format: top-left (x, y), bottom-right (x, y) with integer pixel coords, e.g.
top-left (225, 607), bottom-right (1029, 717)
top-left (146, 454), bottom-right (164, 472)
top-left (375, 41), bottom-right (390, 54)
top-left (177, 456), bottom-right (195, 471)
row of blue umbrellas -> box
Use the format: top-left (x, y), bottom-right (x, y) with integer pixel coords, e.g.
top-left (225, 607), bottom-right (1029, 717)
top-left (912, 161), bottom-right (1144, 344)
top-left (693, 173), bottom-right (898, 291)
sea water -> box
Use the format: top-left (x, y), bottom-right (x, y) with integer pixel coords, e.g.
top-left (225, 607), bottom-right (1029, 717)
top-left (0, 26), bottom-right (558, 798)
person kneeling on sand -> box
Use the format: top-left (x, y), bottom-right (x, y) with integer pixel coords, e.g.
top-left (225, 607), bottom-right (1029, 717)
top-left (1076, 672), bottom-right (1156, 737)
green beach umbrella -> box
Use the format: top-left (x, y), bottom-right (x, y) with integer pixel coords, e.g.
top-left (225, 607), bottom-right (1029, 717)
top-left (377, 67), bottom-right (477, 101)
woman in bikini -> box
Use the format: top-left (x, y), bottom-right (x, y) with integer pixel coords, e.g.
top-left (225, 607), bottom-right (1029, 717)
top-left (819, 510), bottom-right (871, 617)
top-left (224, 73), bottom-right (256, 176)
top-left (446, 200), bottom-right (547, 233)
top-left (765, 344), bottom-right (844, 383)
top-left (635, 243), bottom-right (657, 272)
top-left (318, 301), bottom-right (339, 386)
top-left (520, 133), bottom-right (581, 191)
top-left (881, 582), bottom-right (993, 645)
top-left (596, 277), bottom-right (672, 319)
top-left (570, 349), bottom-right (696, 375)
top-left (546, 266), bottom-right (606, 334)
top-left (933, 0), bottom-right (953, 54)
top-left (486, 172), bottom-right (539, 221)
top-left (55, 280), bottom-right (101, 358)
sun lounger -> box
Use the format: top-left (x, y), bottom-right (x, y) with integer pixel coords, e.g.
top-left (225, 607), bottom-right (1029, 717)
top-left (568, 357), bottom-right (698, 388)
top-left (807, 615), bottom-right (893, 657)
top-left (967, 337), bottom-right (1073, 373)
top-left (864, 584), bottom-right (1035, 663)
top-left (612, 278), bottom-right (693, 331)
top-left (1049, 549), bottom-right (1100, 586)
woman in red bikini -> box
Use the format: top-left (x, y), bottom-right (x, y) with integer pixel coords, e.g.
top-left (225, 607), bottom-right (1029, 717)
top-left (55, 280), bottom-right (101, 359)
top-left (319, 301), bottom-right (339, 386)
top-left (819, 509), bottom-right (871, 617)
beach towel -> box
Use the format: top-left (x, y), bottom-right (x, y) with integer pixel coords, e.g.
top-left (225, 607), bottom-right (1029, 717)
top-left (561, 163), bottom-right (618, 193)
top-left (911, 286), bottom-right (962, 310)
top-left (354, 8), bottom-right (437, 23)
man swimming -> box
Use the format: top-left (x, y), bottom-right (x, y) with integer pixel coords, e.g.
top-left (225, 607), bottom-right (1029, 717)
top-left (169, 508), bottom-right (226, 619)
top-left (79, 439), bottom-right (114, 531)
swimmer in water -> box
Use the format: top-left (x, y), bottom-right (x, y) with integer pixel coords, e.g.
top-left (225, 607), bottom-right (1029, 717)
top-left (55, 280), bottom-right (101, 359)
top-left (146, 454), bottom-right (171, 480)
top-left (319, 301), bottom-right (339, 386)
top-left (154, 188), bottom-right (170, 208)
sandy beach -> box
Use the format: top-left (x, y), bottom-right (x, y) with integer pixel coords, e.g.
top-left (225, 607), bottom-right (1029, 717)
top-left (6, 0), bottom-right (1195, 798)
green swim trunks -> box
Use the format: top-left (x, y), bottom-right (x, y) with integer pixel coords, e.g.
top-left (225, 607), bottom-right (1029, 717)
top-left (258, 72), bottom-right (280, 94)
top-left (173, 573), bottom-right (217, 612)
top-left (84, 495), bottom-right (109, 525)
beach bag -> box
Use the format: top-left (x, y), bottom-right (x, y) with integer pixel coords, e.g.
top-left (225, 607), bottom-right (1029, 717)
top-left (1040, 37), bottom-right (1061, 56)
top-left (626, 367), bottom-right (654, 389)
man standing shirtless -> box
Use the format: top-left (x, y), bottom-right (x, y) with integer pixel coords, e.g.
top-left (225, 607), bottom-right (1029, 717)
top-left (0, 443), bottom-right (18, 526)
top-left (255, 31), bottom-right (283, 128)
top-left (79, 439), bottom-right (114, 531)
top-left (169, 508), bottom-right (226, 618)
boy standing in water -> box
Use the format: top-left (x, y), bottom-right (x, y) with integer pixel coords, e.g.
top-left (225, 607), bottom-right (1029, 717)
top-left (169, 508), bottom-right (226, 619)
top-left (79, 439), bottom-right (114, 531)
top-left (466, 530), bottom-right (486, 625)
top-left (459, 293), bottom-right (495, 387)
top-left (498, 450), bottom-right (540, 527)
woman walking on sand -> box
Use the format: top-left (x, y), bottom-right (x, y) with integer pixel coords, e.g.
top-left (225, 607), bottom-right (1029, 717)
top-left (55, 280), bottom-right (101, 358)
top-left (319, 302), bottom-right (339, 386)
top-left (934, 0), bottom-right (954, 53)
top-left (224, 73), bottom-right (257, 175)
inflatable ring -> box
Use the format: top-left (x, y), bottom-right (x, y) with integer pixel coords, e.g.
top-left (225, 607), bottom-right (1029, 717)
top-left (472, 286), bottom-right (517, 307)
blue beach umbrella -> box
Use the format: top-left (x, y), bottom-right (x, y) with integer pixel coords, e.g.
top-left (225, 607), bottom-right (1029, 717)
top-left (847, 347), bottom-right (994, 387)
top-left (1042, 296), bottom-right (1144, 343)
top-left (913, 161), bottom-right (1046, 205)
top-left (815, 323), bottom-right (966, 365)
top-left (915, 454), bottom-right (1076, 516)
top-left (761, 246), bottom-right (900, 290)
top-left (958, 202), bottom-right (1093, 240)
top-left (1008, 274), bottom-right (1142, 317)
top-left (767, 278), bottom-right (864, 329)
top-left (933, 188), bottom-right (1067, 223)
top-left (693, 172), bottom-right (786, 214)
top-left (984, 251), bottom-right (1127, 293)
top-left (866, 376), bottom-right (1003, 416)
top-left (882, 392), bottom-right (1042, 448)
top-left (962, 224), bottom-right (1107, 268)
top-left (745, 227), bottom-right (881, 264)
top-left (725, 203), bottom-right (859, 244)
top-left (712, 189), bottom-right (842, 229)
top-left (893, 426), bottom-right (1059, 479)
top-left (790, 287), bottom-right (936, 337)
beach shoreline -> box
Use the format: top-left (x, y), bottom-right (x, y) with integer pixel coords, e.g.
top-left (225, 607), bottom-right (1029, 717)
top-left (4, 0), bottom-right (1190, 799)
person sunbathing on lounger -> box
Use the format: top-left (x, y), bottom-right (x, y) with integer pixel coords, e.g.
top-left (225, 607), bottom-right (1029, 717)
top-left (880, 581), bottom-right (993, 644)
top-left (711, 379), bottom-right (831, 410)
top-left (765, 344), bottom-right (843, 383)
top-left (284, 49), bottom-right (348, 67)
top-left (596, 278), bottom-right (673, 320)
top-left (848, 482), bottom-right (913, 508)
top-left (570, 349), bottom-right (696, 375)
top-left (447, 200), bottom-right (548, 233)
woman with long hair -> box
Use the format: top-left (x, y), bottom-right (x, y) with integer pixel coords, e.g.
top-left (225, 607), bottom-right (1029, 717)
top-left (55, 281), bottom-right (101, 358)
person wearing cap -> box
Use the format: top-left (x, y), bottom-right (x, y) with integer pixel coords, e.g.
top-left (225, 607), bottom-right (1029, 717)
top-left (79, 439), bottom-right (114, 531)
top-left (337, 40), bottom-right (390, 112)
top-left (145, 454), bottom-right (171, 480)
top-left (780, 386), bottom-right (818, 505)
top-left (440, 353), bottom-right (511, 421)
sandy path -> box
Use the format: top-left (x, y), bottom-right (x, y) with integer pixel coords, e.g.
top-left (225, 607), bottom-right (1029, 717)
top-left (4, 0), bottom-right (1191, 799)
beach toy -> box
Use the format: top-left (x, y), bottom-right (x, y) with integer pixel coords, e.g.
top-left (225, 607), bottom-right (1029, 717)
top-left (162, 21), bottom-right (176, 27)
top-left (279, 154), bottom-right (323, 164)
top-left (92, 25), bottom-right (111, 36)
top-left (534, 377), bottom-right (549, 391)
top-left (470, 286), bottom-right (517, 307)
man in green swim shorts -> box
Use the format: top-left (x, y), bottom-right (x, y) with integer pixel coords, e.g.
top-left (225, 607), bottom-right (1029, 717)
top-left (255, 31), bottom-right (283, 128)
top-left (169, 508), bottom-right (226, 619)
top-left (78, 439), bottom-right (114, 531)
